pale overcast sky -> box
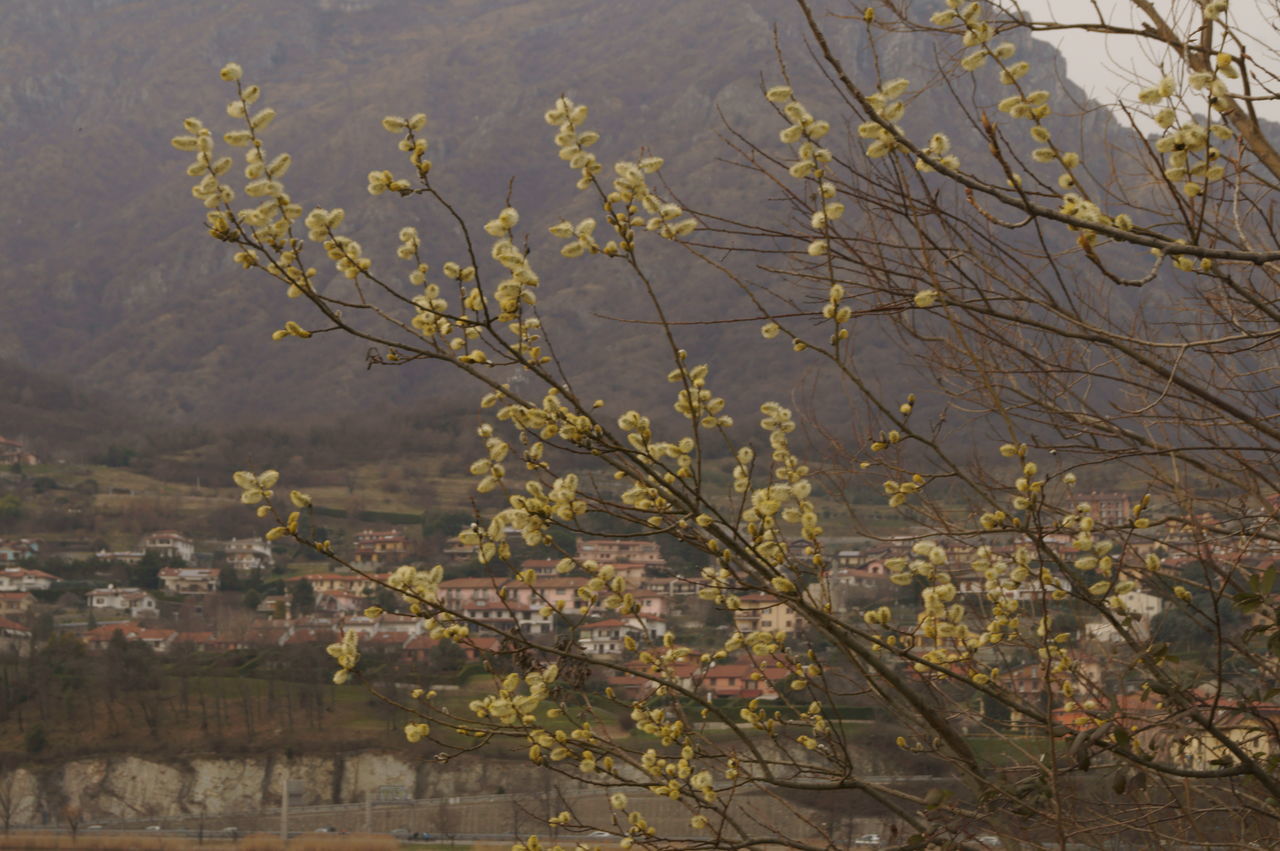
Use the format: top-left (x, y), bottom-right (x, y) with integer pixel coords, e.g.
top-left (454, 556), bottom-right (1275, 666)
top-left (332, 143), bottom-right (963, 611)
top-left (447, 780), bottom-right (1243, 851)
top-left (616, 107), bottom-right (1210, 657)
top-left (1014, 0), bottom-right (1280, 122)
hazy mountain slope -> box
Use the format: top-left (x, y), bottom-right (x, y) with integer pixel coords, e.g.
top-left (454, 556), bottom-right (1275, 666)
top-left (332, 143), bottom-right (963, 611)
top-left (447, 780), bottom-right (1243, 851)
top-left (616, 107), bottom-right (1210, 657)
top-left (0, 0), bottom-right (1116, 433)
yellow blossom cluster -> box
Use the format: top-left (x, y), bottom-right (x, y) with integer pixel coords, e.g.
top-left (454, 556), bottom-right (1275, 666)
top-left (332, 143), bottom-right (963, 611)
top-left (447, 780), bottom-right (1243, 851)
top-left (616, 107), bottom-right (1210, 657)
top-left (1133, 70), bottom-right (1237, 222)
top-left (668, 362), bottom-right (730, 429)
top-left (607, 158), bottom-right (697, 246)
top-left (484, 206), bottom-right (544, 327)
top-left (766, 85), bottom-right (834, 181)
top-left (325, 629), bottom-right (360, 685)
top-left (232, 469), bottom-right (278, 504)
top-left (932, 4), bottom-right (1095, 194)
top-left (856, 78), bottom-right (910, 159)
top-left (490, 473), bottom-right (589, 552)
top-left (385, 564), bottom-right (444, 613)
top-left (381, 112), bottom-right (431, 179)
top-left (550, 218), bottom-right (599, 258)
top-left (546, 96), bottom-right (601, 190)
top-left (471, 667), bottom-right (558, 728)
top-left (300, 209), bottom-right (371, 284)
top-left (175, 69), bottom-right (328, 309)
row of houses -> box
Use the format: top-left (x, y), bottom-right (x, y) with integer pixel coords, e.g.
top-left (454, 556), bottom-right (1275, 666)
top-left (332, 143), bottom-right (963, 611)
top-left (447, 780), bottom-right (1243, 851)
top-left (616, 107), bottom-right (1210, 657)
top-left (96, 531), bottom-right (273, 570)
top-left (87, 527), bottom-right (420, 570)
top-left (66, 612), bottom-right (786, 702)
top-left (86, 567), bottom-right (223, 613)
top-left (606, 658), bottom-right (792, 702)
top-left (75, 613), bottom-right (438, 657)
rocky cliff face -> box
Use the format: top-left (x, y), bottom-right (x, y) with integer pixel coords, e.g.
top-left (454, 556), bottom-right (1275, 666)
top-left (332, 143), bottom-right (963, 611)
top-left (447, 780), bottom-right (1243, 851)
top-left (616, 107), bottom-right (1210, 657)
top-left (4, 749), bottom-right (548, 824)
top-left (2, 740), bottom-right (912, 832)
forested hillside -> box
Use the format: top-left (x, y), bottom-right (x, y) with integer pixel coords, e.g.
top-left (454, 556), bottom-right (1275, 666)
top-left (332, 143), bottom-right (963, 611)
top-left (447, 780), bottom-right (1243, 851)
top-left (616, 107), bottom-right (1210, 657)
top-left (2, 0), bottom-right (1103, 434)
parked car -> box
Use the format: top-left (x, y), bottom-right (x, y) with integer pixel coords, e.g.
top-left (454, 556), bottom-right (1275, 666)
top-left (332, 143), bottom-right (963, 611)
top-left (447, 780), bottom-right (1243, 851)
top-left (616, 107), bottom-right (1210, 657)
top-left (853, 836), bottom-right (881, 847)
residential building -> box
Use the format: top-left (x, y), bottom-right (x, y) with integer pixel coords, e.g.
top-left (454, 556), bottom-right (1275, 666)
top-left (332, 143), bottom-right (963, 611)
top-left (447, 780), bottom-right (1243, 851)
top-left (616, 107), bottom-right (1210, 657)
top-left (1082, 588), bottom-right (1164, 642)
top-left (608, 562), bottom-right (651, 588)
top-left (577, 538), bottom-right (665, 567)
top-left (403, 633), bottom-right (441, 663)
top-left (159, 566), bottom-right (220, 595)
top-left (353, 528), bottom-right (410, 564)
top-left (243, 623), bottom-right (291, 648)
top-left (171, 631), bottom-right (235, 653)
top-left (0, 616), bottom-right (31, 656)
top-left (578, 616), bottom-right (667, 657)
top-left (640, 574), bottom-right (699, 595)
top-left (0, 436), bottom-right (38, 466)
top-left (283, 625), bottom-right (340, 649)
top-left (293, 572), bottom-right (379, 596)
top-left (1080, 492), bottom-right (1135, 527)
top-left (256, 594), bottom-right (292, 619)
top-left (224, 537), bottom-right (273, 572)
top-left (0, 539), bottom-right (40, 564)
top-left (813, 562), bottom-right (892, 609)
top-left (497, 576), bottom-right (585, 611)
top-left (140, 530), bottom-right (195, 565)
top-left (695, 661), bottom-right (788, 700)
top-left (0, 592), bottom-right (35, 620)
top-left (521, 558), bottom-right (564, 576)
top-left (87, 586), bottom-right (158, 619)
top-left (0, 565), bottom-right (58, 591)
top-left (314, 590), bottom-right (367, 614)
top-left (84, 622), bottom-right (177, 653)
top-left (441, 534), bottom-right (477, 565)
top-left (466, 600), bottom-right (554, 635)
top-left (94, 549), bottom-right (145, 565)
top-left (606, 659), bottom-right (701, 701)
top-left (632, 590), bottom-right (670, 619)
top-left (360, 628), bottom-right (416, 655)
top-left (732, 593), bottom-right (798, 636)
top-left (439, 576), bottom-right (503, 608)
top-left (456, 600), bottom-right (520, 633)
top-left (340, 613), bottom-right (421, 638)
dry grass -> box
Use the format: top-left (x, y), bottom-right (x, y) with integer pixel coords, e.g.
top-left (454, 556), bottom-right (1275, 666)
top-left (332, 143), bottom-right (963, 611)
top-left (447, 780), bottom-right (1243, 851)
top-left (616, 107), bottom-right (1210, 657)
top-left (241, 834), bottom-right (400, 851)
top-left (0, 836), bottom-right (190, 851)
top-left (0, 833), bottom-right (402, 850)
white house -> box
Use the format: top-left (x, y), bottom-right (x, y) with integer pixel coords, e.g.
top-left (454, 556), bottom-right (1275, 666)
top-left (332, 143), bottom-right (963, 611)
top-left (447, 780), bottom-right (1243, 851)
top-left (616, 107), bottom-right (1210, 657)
top-left (159, 566), bottom-right (219, 595)
top-left (140, 530), bottom-right (195, 565)
top-left (225, 537), bottom-right (273, 572)
top-left (1083, 588), bottom-right (1164, 642)
top-left (0, 566), bottom-right (58, 592)
top-left (579, 616), bottom-right (667, 657)
top-left (87, 586), bottom-right (159, 619)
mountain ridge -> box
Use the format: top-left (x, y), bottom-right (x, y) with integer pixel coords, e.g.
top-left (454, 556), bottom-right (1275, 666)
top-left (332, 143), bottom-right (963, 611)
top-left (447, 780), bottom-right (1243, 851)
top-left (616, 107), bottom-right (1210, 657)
top-left (2, 0), bottom-right (1116, 441)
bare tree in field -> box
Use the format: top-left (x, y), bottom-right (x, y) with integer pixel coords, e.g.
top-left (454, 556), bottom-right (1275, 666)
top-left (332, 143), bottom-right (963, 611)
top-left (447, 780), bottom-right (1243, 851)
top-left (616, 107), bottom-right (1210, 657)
top-left (178, 1), bottom-right (1280, 847)
top-left (0, 772), bottom-right (19, 834)
top-left (62, 804), bottom-right (82, 841)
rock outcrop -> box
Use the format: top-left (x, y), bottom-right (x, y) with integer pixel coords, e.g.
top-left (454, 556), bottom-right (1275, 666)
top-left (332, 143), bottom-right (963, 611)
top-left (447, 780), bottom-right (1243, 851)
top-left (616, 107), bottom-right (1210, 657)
top-left (2, 749), bottom-right (543, 825)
